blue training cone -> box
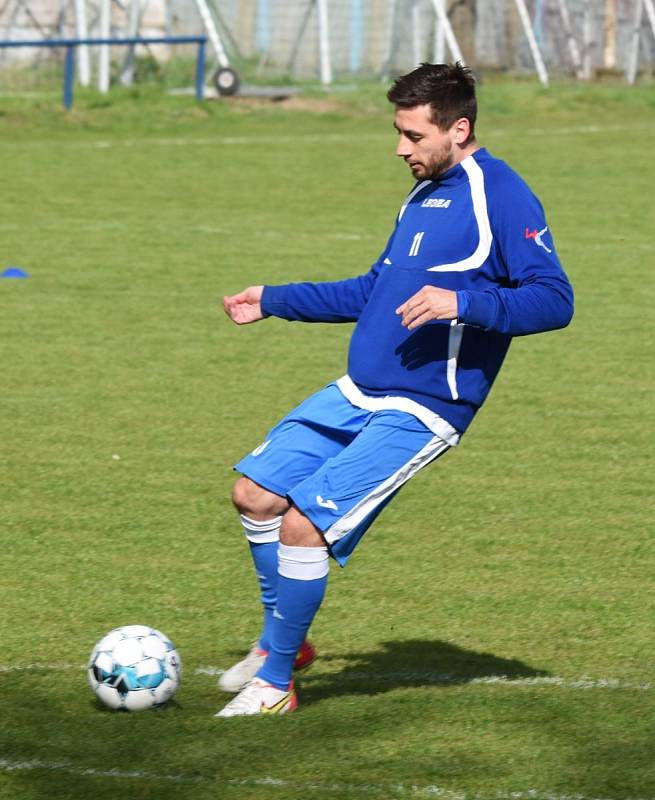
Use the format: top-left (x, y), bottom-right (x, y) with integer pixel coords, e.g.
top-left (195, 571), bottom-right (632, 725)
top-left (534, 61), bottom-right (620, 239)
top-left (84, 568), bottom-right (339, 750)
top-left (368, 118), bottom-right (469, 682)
top-left (1, 267), bottom-right (29, 278)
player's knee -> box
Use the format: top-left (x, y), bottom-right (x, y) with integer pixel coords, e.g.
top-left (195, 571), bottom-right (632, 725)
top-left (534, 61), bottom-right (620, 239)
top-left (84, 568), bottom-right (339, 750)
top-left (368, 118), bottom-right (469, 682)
top-left (231, 476), bottom-right (288, 519)
top-left (280, 507), bottom-right (325, 547)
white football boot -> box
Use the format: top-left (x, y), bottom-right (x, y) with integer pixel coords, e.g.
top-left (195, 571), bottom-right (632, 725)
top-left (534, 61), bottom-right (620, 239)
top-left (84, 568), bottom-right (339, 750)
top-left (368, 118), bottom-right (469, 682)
top-left (218, 642), bottom-right (267, 693)
top-left (215, 678), bottom-right (298, 717)
top-left (218, 639), bottom-right (316, 693)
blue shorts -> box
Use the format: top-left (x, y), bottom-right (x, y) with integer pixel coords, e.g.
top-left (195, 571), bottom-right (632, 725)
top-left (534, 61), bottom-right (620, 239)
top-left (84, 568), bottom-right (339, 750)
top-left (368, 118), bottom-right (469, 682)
top-left (235, 382), bottom-right (451, 565)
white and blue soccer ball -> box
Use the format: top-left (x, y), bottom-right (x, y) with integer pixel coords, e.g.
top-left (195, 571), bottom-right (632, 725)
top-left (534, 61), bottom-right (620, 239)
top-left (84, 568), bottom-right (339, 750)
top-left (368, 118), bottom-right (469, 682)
top-left (88, 625), bottom-right (182, 711)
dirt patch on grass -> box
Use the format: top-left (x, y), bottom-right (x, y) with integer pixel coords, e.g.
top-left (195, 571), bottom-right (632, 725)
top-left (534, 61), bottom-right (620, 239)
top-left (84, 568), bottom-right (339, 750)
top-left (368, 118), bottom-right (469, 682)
top-left (225, 94), bottom-right (344, 113)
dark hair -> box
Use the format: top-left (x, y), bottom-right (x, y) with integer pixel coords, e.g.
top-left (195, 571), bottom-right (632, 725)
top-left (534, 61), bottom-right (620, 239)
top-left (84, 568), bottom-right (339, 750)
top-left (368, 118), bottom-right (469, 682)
top-left (387, 62), bottom-right (477, 140)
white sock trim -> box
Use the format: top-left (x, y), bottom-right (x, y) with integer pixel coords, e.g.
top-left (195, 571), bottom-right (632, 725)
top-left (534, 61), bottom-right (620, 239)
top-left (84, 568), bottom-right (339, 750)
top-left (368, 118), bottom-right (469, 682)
top-left (240, 514), bottom-right (281, 544)
top-left (278, 543), bottom-right (329, 581)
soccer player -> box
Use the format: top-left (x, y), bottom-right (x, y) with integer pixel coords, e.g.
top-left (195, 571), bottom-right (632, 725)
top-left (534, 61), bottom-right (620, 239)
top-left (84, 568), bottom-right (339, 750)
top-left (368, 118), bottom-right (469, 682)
top-left (217, 62), bottom-right (574, 717)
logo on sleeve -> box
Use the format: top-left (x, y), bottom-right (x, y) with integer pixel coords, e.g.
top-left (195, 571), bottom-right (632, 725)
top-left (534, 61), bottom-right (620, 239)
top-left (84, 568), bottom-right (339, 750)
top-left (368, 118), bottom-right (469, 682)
top-left (525, 225), bottom-right (552, 253)
top-left (251, 439), bottom-right (271, 457)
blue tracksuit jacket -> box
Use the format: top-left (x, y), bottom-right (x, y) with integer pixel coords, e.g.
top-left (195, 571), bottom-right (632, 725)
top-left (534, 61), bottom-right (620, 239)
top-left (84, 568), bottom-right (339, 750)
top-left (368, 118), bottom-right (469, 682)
top-left (261, 148), bottom-right (574, 435)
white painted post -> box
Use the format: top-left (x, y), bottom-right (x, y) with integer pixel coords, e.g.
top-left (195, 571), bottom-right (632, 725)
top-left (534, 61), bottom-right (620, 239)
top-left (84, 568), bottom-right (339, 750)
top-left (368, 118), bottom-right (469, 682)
top-left (120, 0), bottom-right (141, 86)
top-left (74, 0), bottom-right (90, 86)
top-left (98, 0), bottom-right (110, 93)
top-left (432, 0), bottom-right (446, 63)
top-left (603, 0), bottom-right (618, 69)
top-left (382, 0), bottom-right (397, 80)
top-left (412, 0), bottom-right (421, 66)
top-left (556, 0), bottom-right (583, 78)
top-left (627, 0), bottom-right (643, 84)
top-left (513, 0), bottom-right (549, 86)
top-left (194, 0), bottom-right (230, 68)
top-left (581, 0), bottom-right (594, 80)
top-left (644, 0), bottom-right (655, 37)
top-left (428, 0), bottom-right (464, 64)
top-left (316, 0), bottom-right (332, 84)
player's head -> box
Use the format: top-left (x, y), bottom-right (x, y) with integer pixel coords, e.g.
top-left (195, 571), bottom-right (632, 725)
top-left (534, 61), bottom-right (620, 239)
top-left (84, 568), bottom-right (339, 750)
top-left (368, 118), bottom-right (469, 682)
top-left (387, 63), bottom-right (478, 179)
top-left (387, 62), bottom-right (477, 140)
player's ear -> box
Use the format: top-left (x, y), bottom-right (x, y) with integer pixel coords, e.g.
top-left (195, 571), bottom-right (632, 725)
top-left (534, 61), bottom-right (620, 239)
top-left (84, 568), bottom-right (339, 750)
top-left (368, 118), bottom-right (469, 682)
top-left (452, 117), bottom-right (471, 145)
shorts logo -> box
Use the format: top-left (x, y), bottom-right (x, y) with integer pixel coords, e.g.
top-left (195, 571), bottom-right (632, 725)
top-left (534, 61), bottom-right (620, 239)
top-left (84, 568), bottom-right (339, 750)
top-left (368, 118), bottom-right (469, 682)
top-left (316, 495), bottom-right (338, 511)
top-left (251, 439), bottom-right (271, 457)
top-left (525, 225), bottom-right (552, 254)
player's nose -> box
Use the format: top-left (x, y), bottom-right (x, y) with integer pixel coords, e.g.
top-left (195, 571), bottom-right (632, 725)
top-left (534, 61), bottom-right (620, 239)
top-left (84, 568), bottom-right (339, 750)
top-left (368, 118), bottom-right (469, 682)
top-left (396, 136), bottom-right (412, 158)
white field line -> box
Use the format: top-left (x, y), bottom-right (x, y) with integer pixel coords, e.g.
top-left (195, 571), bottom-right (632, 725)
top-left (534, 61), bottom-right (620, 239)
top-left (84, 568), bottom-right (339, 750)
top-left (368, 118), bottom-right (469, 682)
top-left (195, 667), bottom-right (652, 691)
top-left (0, 759), bottom-right (651, 800)
top-left (2, 663), bottom-right (651, 691)
top-left (0, 664), bottom-right (82, 673)
top-left (1, 122), bottom-right (654, 150)
top-left (0, 221), bottom-right (369, 241)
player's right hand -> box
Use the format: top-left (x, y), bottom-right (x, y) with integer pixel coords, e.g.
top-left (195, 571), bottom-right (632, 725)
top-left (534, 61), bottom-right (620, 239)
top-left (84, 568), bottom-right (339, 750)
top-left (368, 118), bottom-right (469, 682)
top-left (223, 285), bottom-right (265, 325)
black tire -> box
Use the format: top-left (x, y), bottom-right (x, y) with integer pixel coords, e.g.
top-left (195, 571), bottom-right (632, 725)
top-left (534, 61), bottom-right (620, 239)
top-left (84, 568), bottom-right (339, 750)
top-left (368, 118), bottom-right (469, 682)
top-left (213, 67), bottom-right (240, 96)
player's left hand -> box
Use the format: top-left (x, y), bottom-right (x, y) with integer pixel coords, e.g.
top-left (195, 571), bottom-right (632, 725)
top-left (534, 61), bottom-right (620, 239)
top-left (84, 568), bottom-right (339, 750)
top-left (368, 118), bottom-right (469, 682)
top-left (396, 286), bottom-right (458, 329)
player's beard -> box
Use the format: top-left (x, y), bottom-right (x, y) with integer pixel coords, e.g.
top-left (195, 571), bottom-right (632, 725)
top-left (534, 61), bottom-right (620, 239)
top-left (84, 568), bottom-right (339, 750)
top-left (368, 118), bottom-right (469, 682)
top-left (410, 140), bottom-right (455, 180)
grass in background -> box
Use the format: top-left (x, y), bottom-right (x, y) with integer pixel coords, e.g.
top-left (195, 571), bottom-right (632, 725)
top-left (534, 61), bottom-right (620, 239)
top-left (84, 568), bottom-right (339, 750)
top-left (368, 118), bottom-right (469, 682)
top-left (0, 81), bottom-right (654, 800)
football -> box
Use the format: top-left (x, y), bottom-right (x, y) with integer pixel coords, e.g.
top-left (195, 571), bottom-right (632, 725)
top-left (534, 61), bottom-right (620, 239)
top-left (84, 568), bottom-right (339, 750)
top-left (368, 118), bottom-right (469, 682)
top-left (88, 625), bottom-right (182, 711)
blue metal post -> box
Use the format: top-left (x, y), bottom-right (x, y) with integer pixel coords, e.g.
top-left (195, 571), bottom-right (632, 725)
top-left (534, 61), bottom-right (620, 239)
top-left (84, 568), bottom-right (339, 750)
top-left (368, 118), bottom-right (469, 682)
top-left (63, 44), bottom-right (75, 109)
top-left (0, 37), bottom-right (208, 108)
top-left (195, 39), bottom-right (206, 100)
top-left (350, 0), bottom-right (364, 73)
top-left (257, 0), bottom-right (270, 54)
top-left (533, 0), bottom-right (545, 45)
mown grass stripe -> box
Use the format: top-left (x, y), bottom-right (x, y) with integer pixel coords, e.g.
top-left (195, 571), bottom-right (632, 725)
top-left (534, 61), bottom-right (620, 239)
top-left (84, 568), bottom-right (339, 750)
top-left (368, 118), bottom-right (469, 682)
top-left (0, 758), bottom-right (651, 800)
top-left (1, 121), bottom-right (655, 151)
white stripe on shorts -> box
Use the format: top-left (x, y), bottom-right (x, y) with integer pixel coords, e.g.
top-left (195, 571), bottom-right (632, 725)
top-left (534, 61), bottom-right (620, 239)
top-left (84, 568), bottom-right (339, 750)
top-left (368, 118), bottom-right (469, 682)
top-left (336, 375), bottom-right (460, 447)
top-left (323, 435), bottom-right (451, 546)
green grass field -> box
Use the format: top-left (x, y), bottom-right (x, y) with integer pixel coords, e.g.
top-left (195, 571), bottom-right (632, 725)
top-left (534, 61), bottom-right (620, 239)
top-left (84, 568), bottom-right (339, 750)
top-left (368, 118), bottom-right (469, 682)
top-left (1, 79), bottom-right (654, 800)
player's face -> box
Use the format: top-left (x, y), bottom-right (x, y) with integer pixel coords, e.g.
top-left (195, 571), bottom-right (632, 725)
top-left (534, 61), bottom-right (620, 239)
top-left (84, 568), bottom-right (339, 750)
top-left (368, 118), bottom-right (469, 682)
top-left (393, 104), bottom-right (460, 180)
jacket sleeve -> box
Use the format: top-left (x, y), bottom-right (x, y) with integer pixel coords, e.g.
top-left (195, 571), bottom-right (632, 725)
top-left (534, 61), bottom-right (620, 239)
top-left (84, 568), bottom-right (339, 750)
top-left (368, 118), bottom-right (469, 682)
top-left (260, 232), bottom-right (394, 323)
top-left (456, 174), bottom-right (574, 336)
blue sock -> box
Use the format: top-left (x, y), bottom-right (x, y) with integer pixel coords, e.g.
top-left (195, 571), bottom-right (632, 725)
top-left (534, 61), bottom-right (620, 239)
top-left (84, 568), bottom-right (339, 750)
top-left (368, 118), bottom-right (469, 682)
top-left (257, 544), bottom-right (329, 690)
top-left (240, 515), bottom-right (281, 652)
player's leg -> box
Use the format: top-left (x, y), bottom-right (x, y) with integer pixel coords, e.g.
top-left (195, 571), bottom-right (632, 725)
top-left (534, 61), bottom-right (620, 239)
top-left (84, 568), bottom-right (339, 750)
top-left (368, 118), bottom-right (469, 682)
top-left (219, 384), bottom-right (367, 694)
top-left (252, 506), bottom-right (329, 693)
top-left (217, 478), bottom-right (290, 693)
top-left (255, 412), bottom-right (448, 693)
top-left (216, 508), bottom-right (326, 716)
top-left (217, 408), bottom-right (452, 715)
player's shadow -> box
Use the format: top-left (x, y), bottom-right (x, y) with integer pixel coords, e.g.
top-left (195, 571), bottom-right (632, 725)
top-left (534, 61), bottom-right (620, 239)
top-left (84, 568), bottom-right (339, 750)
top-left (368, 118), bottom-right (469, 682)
top-left (395, 327), bottom-right (447, 370)
top-left (300, 639), bottom-right (548, 702)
